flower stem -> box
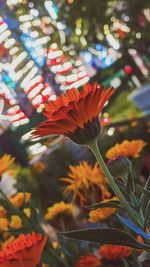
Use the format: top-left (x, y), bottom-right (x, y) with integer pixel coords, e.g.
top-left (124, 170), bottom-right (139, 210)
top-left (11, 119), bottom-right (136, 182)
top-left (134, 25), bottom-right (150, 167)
top-left (87, 139), bottom-right (139, 226)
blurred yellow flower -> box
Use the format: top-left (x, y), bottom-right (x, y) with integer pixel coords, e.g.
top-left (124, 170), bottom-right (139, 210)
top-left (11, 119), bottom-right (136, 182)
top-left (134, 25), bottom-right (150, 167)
top-left (0, 218), bottom-right (9, 230)
top-left (106, 140), bottom-right (146, 160)
top-left (45, 201), bottom-right (73, 221)
top-left (10, 192), bottom-right (31, 208)
top-left (0, 154), bottom-right (15, 177)
top-left (9, 216), bottom-right (22, 229)
top-left (0, 206), bottom-right (7, 217)
top-left (2, 235), bottom-right (15, 247)
top-left (88, 198), bottom-right (117, 223)
top-left (23, 208), bottom-right (31, 218)
top-left (61, 161), bottom-right (110, 206)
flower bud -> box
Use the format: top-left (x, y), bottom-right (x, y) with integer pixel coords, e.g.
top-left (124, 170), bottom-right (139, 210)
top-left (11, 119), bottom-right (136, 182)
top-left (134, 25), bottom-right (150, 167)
top-left (107, 156), bottom-right (131, 178)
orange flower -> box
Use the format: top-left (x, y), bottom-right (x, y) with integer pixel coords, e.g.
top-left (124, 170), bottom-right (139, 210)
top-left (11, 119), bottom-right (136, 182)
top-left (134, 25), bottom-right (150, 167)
top-left (75, 254), bottom-right (101, 267)
top-left (45, 201), bottom-right (73, 221)
top-left (99, 244), bottom-right (132, 261)
top-left (88, 199), bottom-right (117, 222)
top-left (33, 82), bottom-right (113, 144)
top-left (61, 161), bottom-right (110, 206)
top-left (0, 232), bottom-right (47, 267)
top-left (106, 139), bottom-right (146, 160)
top-left (10, 192), bottom-right (31, 208)
top-left (34, 162), bottom-right (45, 173)
top-left (0, 154), bottom-right (15, 177)
top-left (0, 218), bottom-right (9, 231)
top-left (9, 216), bottom-right (22, 229)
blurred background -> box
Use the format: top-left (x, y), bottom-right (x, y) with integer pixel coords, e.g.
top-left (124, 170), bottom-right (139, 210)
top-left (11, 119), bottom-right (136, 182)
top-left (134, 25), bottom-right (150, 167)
top-left (0, 0), bottom-right (150, 204)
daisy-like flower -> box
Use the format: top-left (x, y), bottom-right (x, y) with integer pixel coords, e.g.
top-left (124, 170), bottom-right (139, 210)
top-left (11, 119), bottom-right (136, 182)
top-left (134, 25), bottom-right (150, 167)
top-left (99, 244), bottom-right (132, 261)
top-left (61, 161), bottom-right (110, 206)
top-left (0, 232), bottom-right (47, 267)
top-left (45, 201), bottom-right (73, 221)
top-left (75, 254), bottom-right (101, 267)
top-left (106, 139), bottom-right (146, 160)
top-left (10, 192), bottom-right (31, 208)
top-left (0, 154), bottom-right (15, 177)
top-left (33, 82), bottom-right (113, 144)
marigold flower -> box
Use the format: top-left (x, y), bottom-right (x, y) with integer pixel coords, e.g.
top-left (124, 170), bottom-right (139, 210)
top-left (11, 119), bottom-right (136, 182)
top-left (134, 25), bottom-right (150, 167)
top-left (45, 201), bottom-right (73, 221)
top-left (33, 82), bottom-right (113, 144)
top-left (106, 139), bottom-right (146, 160)
top-left (9, 216), bottom-right (22, 229)
top-left (23, 208), bottom-right (31, 218)
top-left (0, 154), bottom-right (15, 177)
top-left (0, 218), bottom-right (9, 231)
top-left (61, 161), bottom-right (110, 206)
top-left (99, 244), bottom-right (132, 261)
top-left (75, 254), bottom-right (101, 267)
top-left (10, 192), bottom-right (31, 208)
top-left (0, 232), bottom-right (47, 267)
top-left (88, 199), bottom-right (117, 222)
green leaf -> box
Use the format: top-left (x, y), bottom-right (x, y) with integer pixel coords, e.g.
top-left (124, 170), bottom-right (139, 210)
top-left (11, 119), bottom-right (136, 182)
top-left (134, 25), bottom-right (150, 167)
top-left (137, 185), bottom-right (150, 201)
top-left (144, 201), bottom-right (150, 230)
top-left (63, 228), bottom-right (149, 249)
top-left (84, 199), bottom-right (121, 210)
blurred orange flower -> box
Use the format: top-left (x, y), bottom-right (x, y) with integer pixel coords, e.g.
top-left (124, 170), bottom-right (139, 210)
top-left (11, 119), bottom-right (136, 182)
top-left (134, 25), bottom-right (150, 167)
top-left (99, 244), bottom-right (132, 261)
top-left (0, 232), bottom-right (47, 267)
top-left (33, 82), bottom-right (113, 145)
top-left (75, 254), bottom-right (101, 267)
top-left (0, 154), bottom-right (15, 177)
top-left (9, 216), bottom-right (22, 229)
top-left (34, 161), bottom-right (45, 173)
top-left (0, 218), bottom-right (9, 231)
top-left (106, 139), bottom-right (146, 160)
top-left (61, 161), bottom-right (110, 206)
top-left (88, 198), bottom-right (117, 222)
top-left (45, 201), bottom-right (73, 221)
top-left (10, 192), bottom-right (31, 208)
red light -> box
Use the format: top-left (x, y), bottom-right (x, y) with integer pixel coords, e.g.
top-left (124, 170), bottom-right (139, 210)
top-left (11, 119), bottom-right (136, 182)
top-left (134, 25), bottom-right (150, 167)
top-left (124, 65), bottom-right (132, 74)
top-left (102, 117), bottom-right (111, 126)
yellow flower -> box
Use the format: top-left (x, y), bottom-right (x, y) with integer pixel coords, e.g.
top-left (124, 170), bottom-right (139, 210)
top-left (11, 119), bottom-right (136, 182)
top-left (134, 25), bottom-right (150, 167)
top-left (45, 201), bottom-right (73, 221)
top-left (10, 192), bottom-right (31, 208)
top-left (9, 216), bottom-right (22, 229)
top-left (0, 154), bottom-right (15, 177)
top-left (88, 198), bottom-right (117, 222)
top-left (106, 139), bottom-right (146, 160)
top-left (61, 161), bottom-right (110, 205)
top-left (23, 208), bottom-right (31, 218)
top-left (0, 218), bottom-right (9, 230)
top-left (0, 206), bottom-right (7, 217)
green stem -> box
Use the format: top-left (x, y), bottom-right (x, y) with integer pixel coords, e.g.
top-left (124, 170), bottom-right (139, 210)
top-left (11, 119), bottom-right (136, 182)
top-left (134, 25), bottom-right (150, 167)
top-left (87, 139), bottom-right (139, 226)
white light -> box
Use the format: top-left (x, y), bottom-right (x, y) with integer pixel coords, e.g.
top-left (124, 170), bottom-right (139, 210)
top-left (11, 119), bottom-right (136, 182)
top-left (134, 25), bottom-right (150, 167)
top-left (42, 87), bottom-right (51, 96)
top-left (107, 127), bottom-right (115, 136)
top-left (66, 76), bottom-right (89, 90)
top-left (45, 1), bottom-right (58, 20)
top-left (106, 34), bottom-right (120, 50)
top-left (11, 51), bottom-right (27, 70)
top-left (28, 84), bottom-right (43, 99)
top-left (21, 68), bottom-right (39, 88)
top-left (21, 131), bottom-right (32, 141)
top-left (30, 145), bottom-right (47, 155)
top-left (48, 50), bottom-right (63, 59)
top-left (0, 23), bottom-right (7, 33)
top-left (32, 95), bottom-right (42, 105)
top-left (0, 30), bottom-right (11, 43)
top-left (19, 15), bottom-right (33, 22)
top-left (29, 143), bottom-right (41, 151)
top-left (49, 95), bottom-right (57, 100)
top-left (33, 36), bottom-right (50, 46)
top-left (4, 38), bottom-right (15, 48)
top-left (110, 77), bottom-right (121, 88)
top-left (9, 47), bottom-right (19, 55)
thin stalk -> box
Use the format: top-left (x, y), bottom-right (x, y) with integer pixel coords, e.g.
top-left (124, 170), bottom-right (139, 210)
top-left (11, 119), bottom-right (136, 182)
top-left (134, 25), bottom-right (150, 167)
top-left (87, 139), bottom-right (139, 226)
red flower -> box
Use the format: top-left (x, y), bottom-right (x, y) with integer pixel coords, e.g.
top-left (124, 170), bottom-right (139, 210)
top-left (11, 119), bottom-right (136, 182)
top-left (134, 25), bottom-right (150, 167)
top-left (75, 254), bottom-right (101, 267)
top-left (99, 244), bottom-right (132, 261)
top-left (0, 232), bottom-right (47, 267)
top-left (33, 82), bottom-right (113, 144)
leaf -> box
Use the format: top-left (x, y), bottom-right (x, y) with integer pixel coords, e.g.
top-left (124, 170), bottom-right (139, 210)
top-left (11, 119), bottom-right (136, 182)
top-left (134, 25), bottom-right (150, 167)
top-left (84, 198), bottom-right (121, 210)
top-left (136, 185), bottom-right (150, 201)
top-left (122, 259), bottom-right (130, 267)
top-left (144, 201), bottom-right (150, 230)
top-left (62, 228), bottom-right (149, 249)
top-left (42, 249), bottom-right (66, 267)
